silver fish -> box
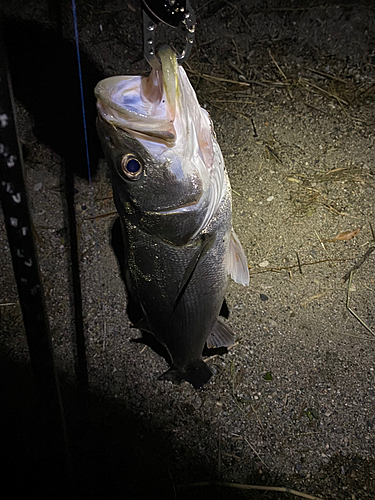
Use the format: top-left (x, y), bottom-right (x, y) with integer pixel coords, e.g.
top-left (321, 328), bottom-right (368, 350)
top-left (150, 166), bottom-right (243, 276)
top-left (95, 46), bottom-right (249, 388)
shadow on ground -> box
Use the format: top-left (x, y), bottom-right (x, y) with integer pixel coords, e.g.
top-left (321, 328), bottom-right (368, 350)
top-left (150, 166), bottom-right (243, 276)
top-left (2, 5), bottom-right (375, 500)
top-left (3, 16), bottom-right (104, 178)
top-left (0, 353), bottom-right (275, 500)
top-left (2, 350), bottom-right (374, 500)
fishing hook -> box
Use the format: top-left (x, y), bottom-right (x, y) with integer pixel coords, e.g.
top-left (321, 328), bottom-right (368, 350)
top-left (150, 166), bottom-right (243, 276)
top-left (142, 0), bottom-right (196, 69)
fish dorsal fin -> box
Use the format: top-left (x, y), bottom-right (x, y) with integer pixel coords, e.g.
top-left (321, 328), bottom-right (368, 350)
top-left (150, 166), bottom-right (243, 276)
top-left (173, 233), bottom-right (216, 312)
top-left (206, 318), bottom-right (234, 349)
top-left (228, 230), bottom-right (249, 286)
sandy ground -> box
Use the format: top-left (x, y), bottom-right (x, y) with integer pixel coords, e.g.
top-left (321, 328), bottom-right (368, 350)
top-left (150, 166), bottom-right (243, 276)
top-left (1, 1), bottom-right (375, 499)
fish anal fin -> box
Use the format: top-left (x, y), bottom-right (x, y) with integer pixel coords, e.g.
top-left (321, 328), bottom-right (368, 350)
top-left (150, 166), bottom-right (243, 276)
top-left (206, 318), bottom-right (234, 349)
top-left (228, 229), bottom-right (249, 286)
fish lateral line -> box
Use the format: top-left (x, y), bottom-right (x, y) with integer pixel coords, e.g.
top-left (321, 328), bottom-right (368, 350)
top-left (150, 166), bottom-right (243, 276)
top-left (173, 232), bottom-right (216, 313)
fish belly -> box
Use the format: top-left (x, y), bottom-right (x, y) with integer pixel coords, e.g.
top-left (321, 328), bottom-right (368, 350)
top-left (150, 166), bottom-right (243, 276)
top-left (121, 175), bottom-right (232, 376)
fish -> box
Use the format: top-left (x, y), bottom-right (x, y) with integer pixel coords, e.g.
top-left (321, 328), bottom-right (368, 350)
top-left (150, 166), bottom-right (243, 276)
top-left (95, 45), bottom-right (249, 389)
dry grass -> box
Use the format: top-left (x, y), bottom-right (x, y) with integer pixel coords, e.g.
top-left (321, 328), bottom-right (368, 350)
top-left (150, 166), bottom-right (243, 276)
top-left (178, 480), bottom-right (325, 499)
top-left (185, 45), bottom-right (374, 124)
top-left (286, 162), bottom-right (374, 218)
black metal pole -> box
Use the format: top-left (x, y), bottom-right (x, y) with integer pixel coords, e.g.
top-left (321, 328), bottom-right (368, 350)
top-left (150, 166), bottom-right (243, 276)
top-left (0, 22), bottom-right (73, 496)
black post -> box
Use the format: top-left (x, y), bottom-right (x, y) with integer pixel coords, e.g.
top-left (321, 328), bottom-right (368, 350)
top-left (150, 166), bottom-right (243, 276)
top-left (0, 23), bottom-right (73, 496)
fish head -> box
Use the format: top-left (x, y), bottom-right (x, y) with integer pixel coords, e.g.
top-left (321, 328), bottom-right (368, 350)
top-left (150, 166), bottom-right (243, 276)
top-left (95, 46), bottom-right (225, 245)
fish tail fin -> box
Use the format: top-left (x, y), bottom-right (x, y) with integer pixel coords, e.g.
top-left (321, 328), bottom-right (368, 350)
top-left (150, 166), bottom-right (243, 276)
top-left (184, 360), bottom-right (213, 389)
top-left (159, 360), bottom-right (212, 389)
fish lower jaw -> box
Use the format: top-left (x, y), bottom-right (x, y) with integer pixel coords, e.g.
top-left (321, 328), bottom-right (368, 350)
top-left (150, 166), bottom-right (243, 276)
top-left (155, 203), bottom-right (196, 215)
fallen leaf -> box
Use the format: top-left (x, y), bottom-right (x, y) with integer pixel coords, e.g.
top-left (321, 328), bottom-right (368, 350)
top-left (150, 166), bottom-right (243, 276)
top-left (325, 228), bottom-right (360, 242)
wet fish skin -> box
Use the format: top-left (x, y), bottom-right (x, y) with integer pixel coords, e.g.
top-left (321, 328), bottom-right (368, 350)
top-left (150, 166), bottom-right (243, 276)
top-left (97, 118), bottom-right (232, 388)
top-left (96, 118), bottom-right (210, 247)
top-left (95, 46), bottom-right (248, 388)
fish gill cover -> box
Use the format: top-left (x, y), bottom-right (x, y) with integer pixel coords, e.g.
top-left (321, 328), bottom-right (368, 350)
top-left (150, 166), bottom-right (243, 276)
top-left (95, 45), bottom-right (228, 239)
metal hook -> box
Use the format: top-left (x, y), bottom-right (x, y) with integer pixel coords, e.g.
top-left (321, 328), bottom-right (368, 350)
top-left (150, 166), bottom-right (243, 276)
top-left (142, 0), bottom-right (196, 70)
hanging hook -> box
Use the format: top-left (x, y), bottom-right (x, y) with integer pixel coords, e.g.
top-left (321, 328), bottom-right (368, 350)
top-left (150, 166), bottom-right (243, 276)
top-left (142, 0), bottom-right (196, 70)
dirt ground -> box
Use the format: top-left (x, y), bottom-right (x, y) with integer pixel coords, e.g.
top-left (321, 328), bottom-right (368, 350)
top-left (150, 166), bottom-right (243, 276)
top-left (1, 1), bottom-right (375, 499)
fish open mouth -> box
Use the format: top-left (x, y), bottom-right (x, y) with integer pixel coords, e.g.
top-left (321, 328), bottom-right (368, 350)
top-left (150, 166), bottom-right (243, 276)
top-left (96, 46), bottom-right (227, 239)
top-left (156, 201), bottom-right (197, 214)
top-left (94, 46), bottom-right (179, 146)
top-left (95, 46), bottom-right (216, 172)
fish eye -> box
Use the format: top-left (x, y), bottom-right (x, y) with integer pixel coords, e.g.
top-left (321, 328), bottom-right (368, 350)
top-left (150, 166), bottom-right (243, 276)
top-left (120, 154), bottom-right (143, 180)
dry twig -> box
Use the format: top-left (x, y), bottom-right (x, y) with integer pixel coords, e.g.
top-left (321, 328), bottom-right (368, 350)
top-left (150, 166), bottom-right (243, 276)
top-left (299, 77), bottom-right (348, 105)
top-left (301, 290), bottom-right (333, 307)
top-left (315, 230), bottom-right (336, 267)
top-left (306, 67), bottom-right (349, 85)
top-left (244, 437), bottom-right (269, 470)
top-left (222, 0), bottom-right (251, 30)
top-left (186, 68), bottom-right (250, 87)
top-left (250, 257), bottom-right (354, 275)
top-left (296, 251), bottom-right (302, 273)
top-left (370, 222), bottom-right (375, 241)
top-left (346, 271), bottom-right (375, 337)
top-left (268, 49), bottom-right (287, 80)
top-left (342, 247), bottom-right (375, 282)
top-left (177, 481), bottom-right (325, 499)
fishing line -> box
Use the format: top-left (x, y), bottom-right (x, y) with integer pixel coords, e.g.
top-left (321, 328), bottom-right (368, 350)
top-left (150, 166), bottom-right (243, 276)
top-left (71, 0), bottom-right (106, 349)
top-left (72, 0), bottom-right (91, 182)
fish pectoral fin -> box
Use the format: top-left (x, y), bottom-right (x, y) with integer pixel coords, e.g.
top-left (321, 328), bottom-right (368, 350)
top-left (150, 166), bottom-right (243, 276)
top-left (159, 360), bottom-right (213, 389)
top-left (228, 229), bottom-right (249, 286)
top-left (173, 233), bottom-right (216, 311)
top-left (206, 318), bottom-right (234, 349)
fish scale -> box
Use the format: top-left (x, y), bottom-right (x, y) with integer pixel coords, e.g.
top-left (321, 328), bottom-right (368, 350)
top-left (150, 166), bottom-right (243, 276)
top-left (125, 172), bottom-right (231, 356)
top-left (95, 46), bottom-right (248, 388)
